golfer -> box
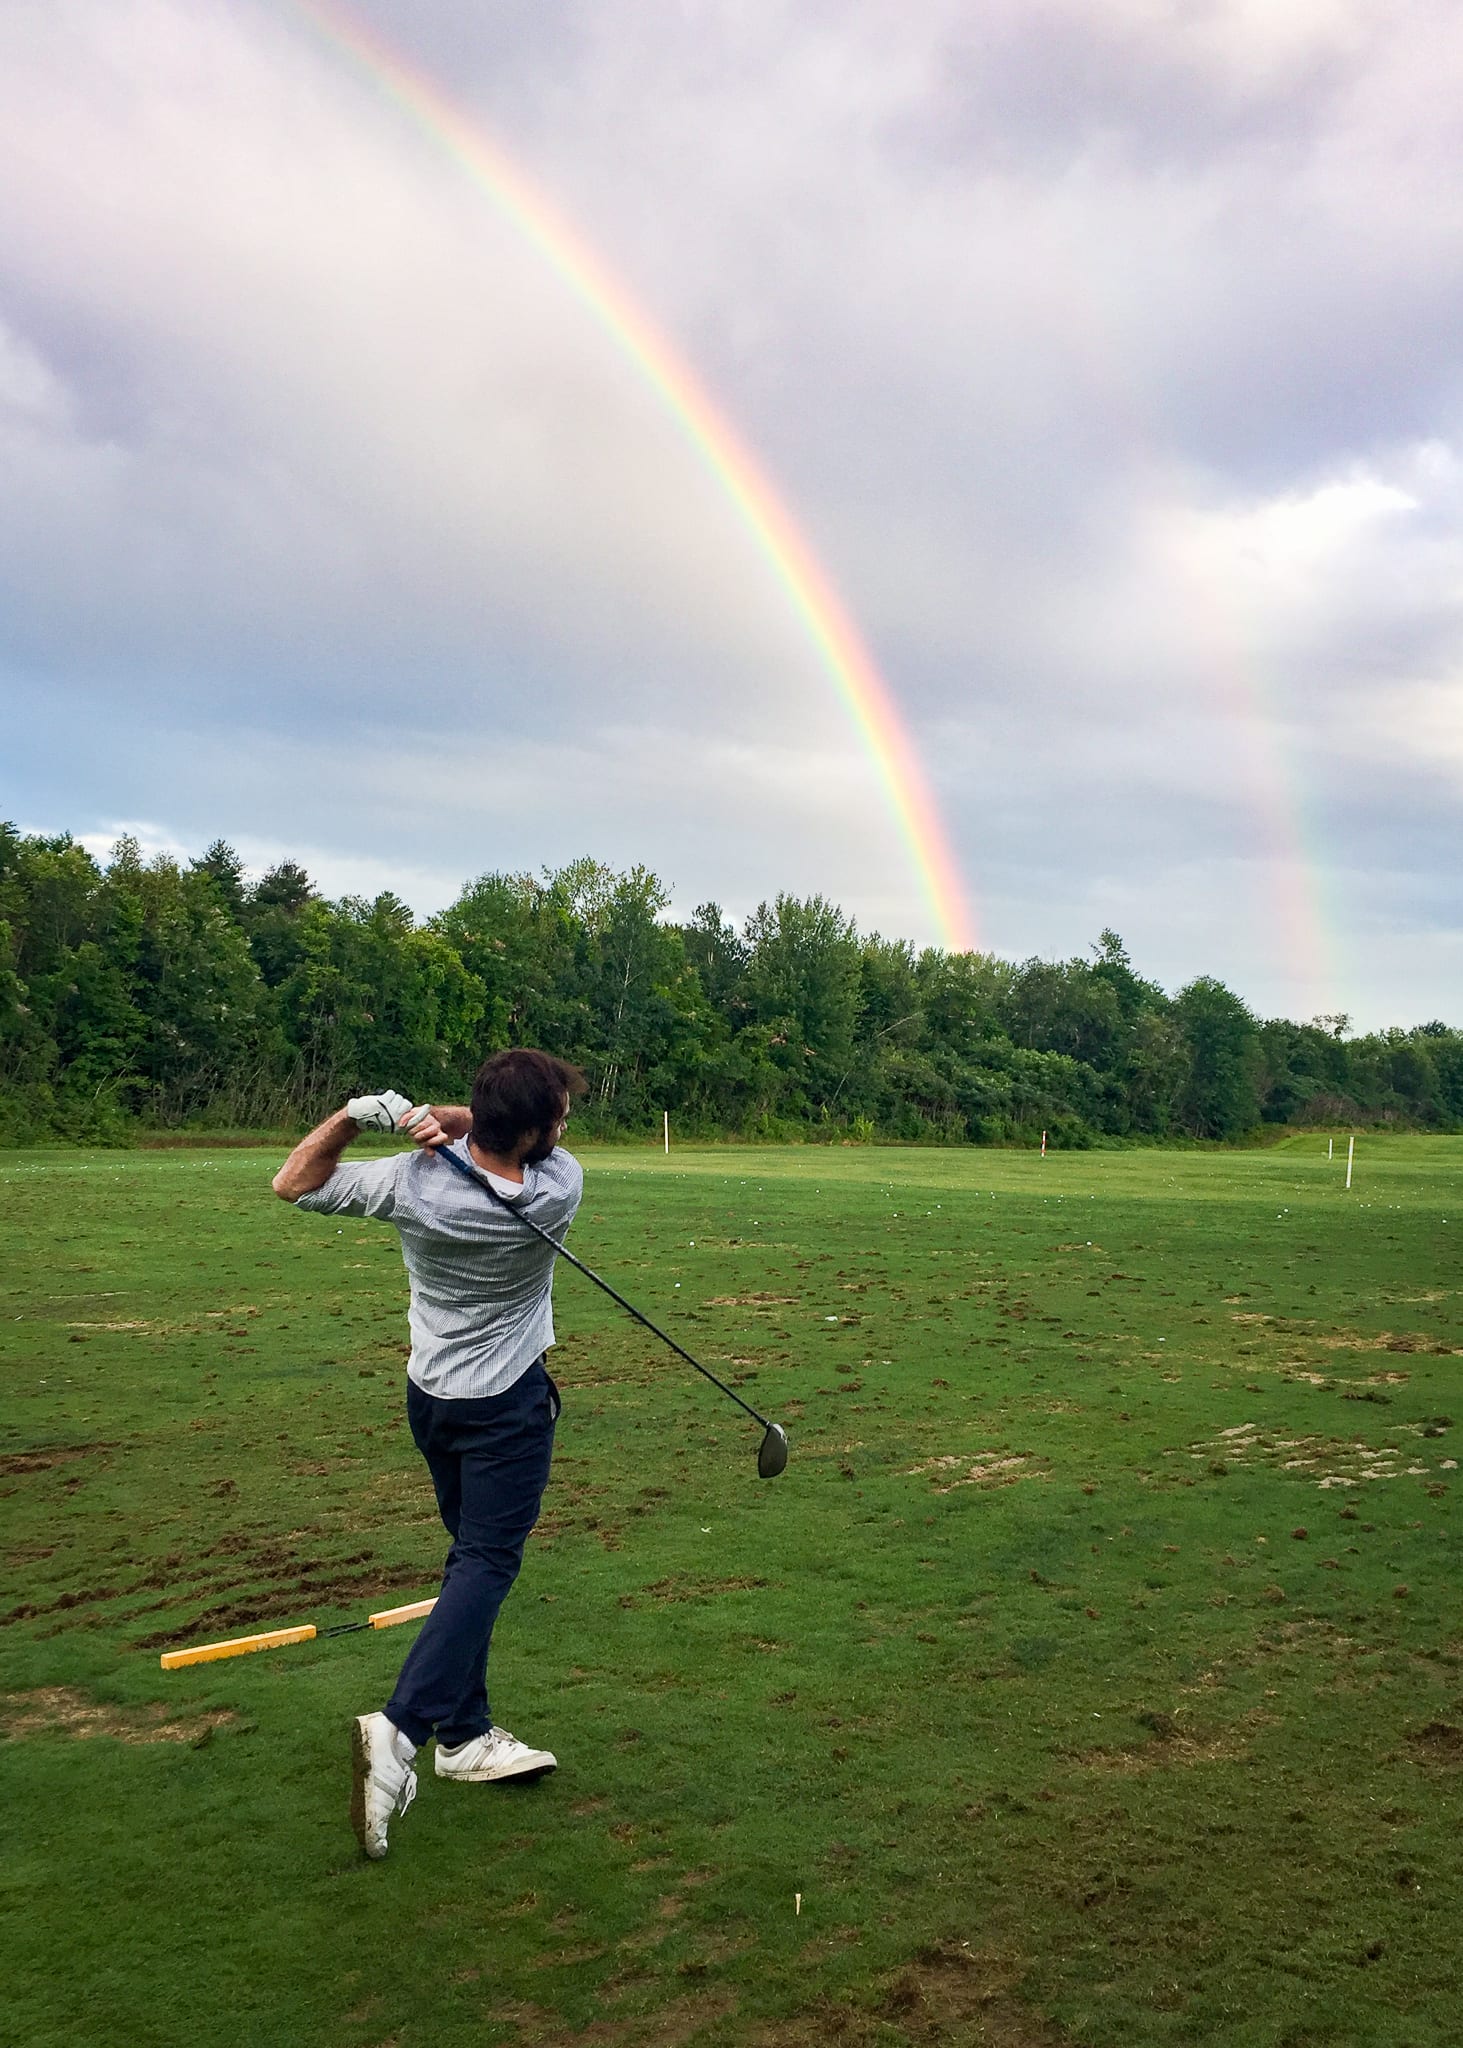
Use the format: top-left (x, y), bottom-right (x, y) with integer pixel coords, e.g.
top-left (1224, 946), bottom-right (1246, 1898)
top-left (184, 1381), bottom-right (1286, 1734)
top-left (272, 1047), bottom-right (587, 1859)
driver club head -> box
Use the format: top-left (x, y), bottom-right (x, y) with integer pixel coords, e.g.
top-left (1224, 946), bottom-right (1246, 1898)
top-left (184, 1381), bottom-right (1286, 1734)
top-left (757, 1422), bottom-right (789, 1480)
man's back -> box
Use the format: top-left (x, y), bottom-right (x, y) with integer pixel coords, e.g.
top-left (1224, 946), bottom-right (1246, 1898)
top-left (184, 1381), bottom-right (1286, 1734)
top-left (296, 1138), bottom-right (582, 1398)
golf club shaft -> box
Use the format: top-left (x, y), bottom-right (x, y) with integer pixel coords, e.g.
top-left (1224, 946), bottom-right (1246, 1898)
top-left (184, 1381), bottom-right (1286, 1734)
top-left (433, 1144), bottom-right (773, 1431)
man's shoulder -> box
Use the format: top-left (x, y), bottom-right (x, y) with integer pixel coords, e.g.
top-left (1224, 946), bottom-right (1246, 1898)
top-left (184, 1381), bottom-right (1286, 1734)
top-left (525, 1146), bottom-right (582, 1212)
top-left (396, 1144), bottom-right (452, 1198)
top-left (543, 1147), bottom-right (583, 1198)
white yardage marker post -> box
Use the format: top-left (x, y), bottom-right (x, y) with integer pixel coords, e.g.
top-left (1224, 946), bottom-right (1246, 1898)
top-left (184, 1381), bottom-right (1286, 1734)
top-left (663, 1110), bottom-right (670, 1155)
top-left (1041, 1129), bottom-right (1047, 1158)
top-left (1328, 1138), bottom-right (1333, 1160)
top-left (1346, 1135), bottom-right (1355, 1190)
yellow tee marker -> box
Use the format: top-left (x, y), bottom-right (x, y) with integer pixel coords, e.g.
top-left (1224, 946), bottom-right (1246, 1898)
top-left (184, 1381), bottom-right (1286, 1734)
top-left (159, 1597), bottom-right (436, 1670)
top-left (160, 1624), bottom-right (317, 1670)
top-left (369, 1599), bottom-right (436, 1629)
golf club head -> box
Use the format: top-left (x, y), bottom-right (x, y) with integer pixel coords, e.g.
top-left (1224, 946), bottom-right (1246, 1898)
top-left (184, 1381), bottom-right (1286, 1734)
top-left (757, 1422), bottom-right (789, 1479)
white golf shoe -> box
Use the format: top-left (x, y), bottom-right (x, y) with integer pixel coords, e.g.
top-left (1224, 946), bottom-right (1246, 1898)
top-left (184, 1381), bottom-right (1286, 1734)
top-left (351, 1712), bottom-right (418, 1859)
top-left (435, 1725), bottom-right (558, 1783)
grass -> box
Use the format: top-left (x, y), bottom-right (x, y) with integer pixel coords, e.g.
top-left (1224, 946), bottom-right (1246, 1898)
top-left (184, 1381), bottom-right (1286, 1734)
top-left (2, 1134), bottom-right (1460, 2048)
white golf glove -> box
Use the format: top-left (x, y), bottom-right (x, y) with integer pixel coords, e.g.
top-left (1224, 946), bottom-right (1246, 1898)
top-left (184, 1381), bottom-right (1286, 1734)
top-left (347, 1090), bottom-right (417, 1132)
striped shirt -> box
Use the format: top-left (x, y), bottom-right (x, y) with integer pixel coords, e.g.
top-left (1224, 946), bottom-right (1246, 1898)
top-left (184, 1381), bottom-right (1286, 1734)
top-left (295, 1138), bottom-right (583, 1399)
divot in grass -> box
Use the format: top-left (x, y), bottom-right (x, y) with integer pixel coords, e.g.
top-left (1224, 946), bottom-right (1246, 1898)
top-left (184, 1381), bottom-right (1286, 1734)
top-left (0, 1686), bottom-right (235, 1745)
top-left (905, 1452), bottom-right (1049, 1491)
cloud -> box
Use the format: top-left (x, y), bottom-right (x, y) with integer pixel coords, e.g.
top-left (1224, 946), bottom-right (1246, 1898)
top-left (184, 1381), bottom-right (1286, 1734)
top-left (59, 814), bottom-right (467, 914)
top-left (0, 4), bottom-right (850, 731)
top-left (1, 0), bottom-right (1460, 1027)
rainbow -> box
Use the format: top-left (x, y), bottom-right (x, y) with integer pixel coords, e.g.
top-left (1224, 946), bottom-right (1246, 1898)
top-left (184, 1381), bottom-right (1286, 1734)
top-left (1174, 535), bottom-right (1336, 1014)
top-left (1064, 285), bottom-right (1336, 1015)
top-left (283, 0), bottom-right (975, 952)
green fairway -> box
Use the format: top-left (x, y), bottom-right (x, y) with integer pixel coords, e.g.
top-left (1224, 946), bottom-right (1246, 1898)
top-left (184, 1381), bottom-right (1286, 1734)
top-left (3, 1137), bottom-right (1460, 2047)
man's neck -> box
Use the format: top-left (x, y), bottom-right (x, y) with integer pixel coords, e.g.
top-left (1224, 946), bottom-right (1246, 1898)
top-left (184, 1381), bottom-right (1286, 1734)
top-left (467, 1137), bottom-right (526, 1184)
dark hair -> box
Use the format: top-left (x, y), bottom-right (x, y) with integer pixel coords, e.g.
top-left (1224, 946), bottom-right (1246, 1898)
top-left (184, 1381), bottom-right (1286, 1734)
top-left (470, 1048), bottom-right (587, 1158)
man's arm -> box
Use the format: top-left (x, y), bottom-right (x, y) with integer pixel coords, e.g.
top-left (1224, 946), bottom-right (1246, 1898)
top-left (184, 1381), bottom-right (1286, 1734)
top-left (273, 1109), bottom-right (359, 1202)
top-left (274, 1092), bottom-right (458, 1202)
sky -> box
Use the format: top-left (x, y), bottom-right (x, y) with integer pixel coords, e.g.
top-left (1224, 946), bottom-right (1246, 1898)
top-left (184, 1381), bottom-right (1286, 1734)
top-left (1, 0), bottom-right (1460, 1029)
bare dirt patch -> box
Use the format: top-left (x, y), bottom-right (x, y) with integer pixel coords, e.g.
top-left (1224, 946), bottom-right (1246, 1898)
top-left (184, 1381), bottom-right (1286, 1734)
top-left (1186, 1421), bottom-right (1448, 1490)
top-left (906, 1452), bottom-right (1050, 1492)
top-left (1247, 1619), bottom-right (1364, 1658)
top-left (1407, 1721), bottom-right (1463, 1766)
top-left (0, 1686), bottom-right (234, 1745)
top-left (1227, 1311), bottom-right (1458, 1357)
top-left (747, 1944), bottom-right (1065, 2046)
top-left (1066, 1708), bottom-right (1272, 1774)
top-left (1318, 1330), bottom-right (1453, 1356)
top-left (0, 1440), bottom-right (121, 1477)
top-left (871, 1946), bottom-right (1068, 2047)
top-left (639, 1575), bottom-right (770, 1604)
top-left (3, 1583), bottom-right (125, 1625)
top-left (703, 1294), bottom-right (799, 1308)
top-left (525, 1943), bottom-right (611, 1972)
top-left (484, 1990), bottom-right (736, 2045)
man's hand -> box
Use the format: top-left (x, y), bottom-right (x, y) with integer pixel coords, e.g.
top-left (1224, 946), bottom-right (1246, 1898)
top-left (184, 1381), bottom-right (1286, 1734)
top-left (399, 1104), bottom-right (450, 1150)
top-left (347, 1090), bottom-right (415, 1132)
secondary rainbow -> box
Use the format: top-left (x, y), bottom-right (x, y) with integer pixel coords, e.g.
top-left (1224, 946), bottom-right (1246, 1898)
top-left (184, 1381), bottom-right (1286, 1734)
top-left (285, 0), bottom-right (975, 952)
top-left (1063, 261), bottom-right (1337, 1011)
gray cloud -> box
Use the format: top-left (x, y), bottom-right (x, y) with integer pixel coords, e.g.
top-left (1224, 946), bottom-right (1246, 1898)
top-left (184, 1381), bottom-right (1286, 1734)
top-left (1, 0), bottom-right (1460, 1027)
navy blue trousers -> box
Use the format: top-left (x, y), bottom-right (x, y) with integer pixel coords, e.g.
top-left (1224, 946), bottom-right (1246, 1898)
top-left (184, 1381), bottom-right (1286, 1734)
top-left (386, 1359), bottom-right (559, 1750)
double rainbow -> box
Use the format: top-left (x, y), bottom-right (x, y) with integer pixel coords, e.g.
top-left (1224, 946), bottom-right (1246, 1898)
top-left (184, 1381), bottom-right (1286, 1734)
top-left (287, 0), bottom-right (975, 952)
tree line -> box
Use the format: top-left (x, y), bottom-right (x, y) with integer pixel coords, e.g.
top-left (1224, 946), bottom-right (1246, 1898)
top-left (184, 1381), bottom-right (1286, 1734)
top-left (1, 823), bottom-right (1458, 1146)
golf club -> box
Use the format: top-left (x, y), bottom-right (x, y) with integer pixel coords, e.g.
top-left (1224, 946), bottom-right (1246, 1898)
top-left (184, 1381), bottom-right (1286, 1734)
top-left (432, 1141), bottom-right (789, 1478)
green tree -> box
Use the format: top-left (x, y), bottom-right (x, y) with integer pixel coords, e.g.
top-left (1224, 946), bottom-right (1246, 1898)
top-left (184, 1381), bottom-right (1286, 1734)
top-left (916, 950), bottom-right (1013, 1057)
top-left (4, 815), bottom-right (1455, 1146)
top-left (340, 894), bottom-right (486, 1100)
top-left (1003, 956), bottom-right (1122, 1072)
top-left (244, 861), bottom-right (319, 990)
top-left (189, 840), bottom-right (248, 921)
top-left (1174, 978), bottom-right (1261, 1138)
top-left (1120, 1009), bottom-right (1189, 1134)
top-left (436, 871), bottom-right (567, 1051)
top-left (742, 895), bottom-right (863, 1116)
top-left (1425, 1030), bottom-right (1463, 1121)
top-left (680, 902), bottom-right (748, 1019)
top-left (75, 849), bottom-right (267, 1123)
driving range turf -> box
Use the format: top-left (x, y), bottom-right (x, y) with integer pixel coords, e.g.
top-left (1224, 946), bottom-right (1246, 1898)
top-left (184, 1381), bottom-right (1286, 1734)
top-left (3, 1136), bottom-right (1459, 2048)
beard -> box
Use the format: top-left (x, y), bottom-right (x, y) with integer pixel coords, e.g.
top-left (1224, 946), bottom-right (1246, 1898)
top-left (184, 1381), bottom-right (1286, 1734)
top-left (520, 1128), bottom-right (558, 1167)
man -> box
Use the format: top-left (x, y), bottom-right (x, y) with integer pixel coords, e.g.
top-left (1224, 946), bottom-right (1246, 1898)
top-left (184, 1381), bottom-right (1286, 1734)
top-left (272, 1047), bottom-right (587, 1859)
